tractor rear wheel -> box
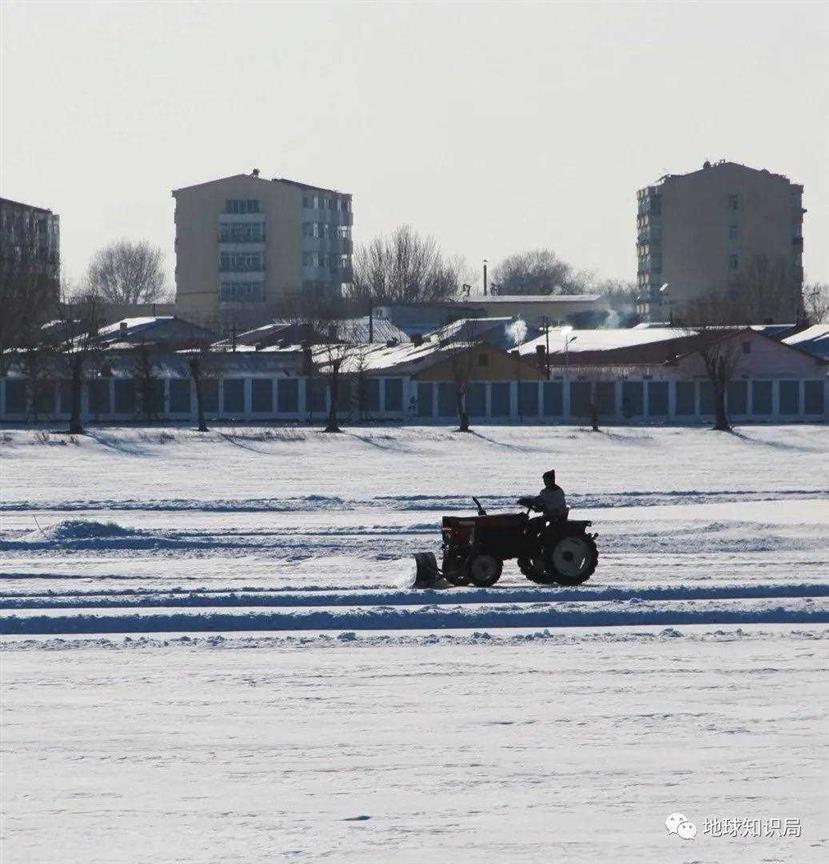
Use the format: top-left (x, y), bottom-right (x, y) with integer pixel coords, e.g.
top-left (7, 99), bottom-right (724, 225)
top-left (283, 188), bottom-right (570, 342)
top-left (549, 535), bottom-right (598, 585)
top-left (468, 554), bottom-right (503, 587)
top-left (519, 535), bottom-right (598, 586)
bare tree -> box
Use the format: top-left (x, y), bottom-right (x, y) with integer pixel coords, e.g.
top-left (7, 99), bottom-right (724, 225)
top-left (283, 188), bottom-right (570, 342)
top-left (448, 320), bottom-right (483, 433)
top-left (53, 290), bottom-right (103, 435)
top-left (729, 253), bottom-right (799, 324)
top-left (491, 249), bottom-right (593, 296)
top-left (134, 341), bottom-right (160, 421)
top-left (352, 343), bottom-right (374, 421)
top-left (350, 225), bottom-right (464, 307)
top-left (87, 239), bottom-right (168, 304)
top-left (316, 320), bottom-right (361, 433)
top-left (677, 295), bottom-right (743, 432)
top-left (803, 282), bottom-right (829, 325)
top-left (188, 351), bottom-right (212, 433)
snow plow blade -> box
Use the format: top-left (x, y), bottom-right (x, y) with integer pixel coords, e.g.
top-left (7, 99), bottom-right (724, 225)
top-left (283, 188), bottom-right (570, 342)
top-left (412, 552), bottom-right (444, 589)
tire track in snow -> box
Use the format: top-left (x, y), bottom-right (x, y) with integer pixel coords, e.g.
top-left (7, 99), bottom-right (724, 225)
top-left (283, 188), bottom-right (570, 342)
top-left (2, 582), bottom-right (828, 610)
top-left (2, 599), bottom-right (827, 635)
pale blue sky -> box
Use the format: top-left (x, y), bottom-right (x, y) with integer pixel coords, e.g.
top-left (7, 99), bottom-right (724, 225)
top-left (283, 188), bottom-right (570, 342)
top-left (2, 0), bottom-right (827, 289)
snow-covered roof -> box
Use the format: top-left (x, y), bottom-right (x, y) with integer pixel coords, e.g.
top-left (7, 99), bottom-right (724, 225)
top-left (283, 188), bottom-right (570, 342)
top-left (97, 316), bottom-right (174, 337)
top-left (308, 318), bottom-right (517, 375)
top-left (517, 327), bottom-right (693, 356)
top-left (460, 294), bottom-right (600, 304)
top-left (213, 317), bottom-right (409, 350)
top-left (783, 324), bottom-right (829, 359)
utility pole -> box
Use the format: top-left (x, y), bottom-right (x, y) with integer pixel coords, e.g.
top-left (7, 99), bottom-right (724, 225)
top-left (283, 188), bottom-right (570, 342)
top-left (368, 295), bottom-right (373, 343)
top-left (483, 259), bottom-right (488, 296)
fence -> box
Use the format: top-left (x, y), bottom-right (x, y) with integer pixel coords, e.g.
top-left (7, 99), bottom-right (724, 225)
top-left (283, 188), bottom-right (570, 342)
top-left (0, 375), bottom-right (825, 424)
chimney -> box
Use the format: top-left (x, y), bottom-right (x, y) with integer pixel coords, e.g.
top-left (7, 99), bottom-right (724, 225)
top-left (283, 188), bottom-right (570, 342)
top-left (412, 333), bottom-right (424, 347)
top-left (119, 321), bottom-right (128, 335)
top-left (251, 168), bottom-right (260, 178)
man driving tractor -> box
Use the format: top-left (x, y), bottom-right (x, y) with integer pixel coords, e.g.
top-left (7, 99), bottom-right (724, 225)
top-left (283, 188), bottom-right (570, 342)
top-left (530, 470), bottom-right (569, 520)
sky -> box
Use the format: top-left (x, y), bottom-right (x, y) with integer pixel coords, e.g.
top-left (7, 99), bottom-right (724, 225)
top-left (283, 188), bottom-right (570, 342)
top-left (2, 0), bottom-right (827, 292)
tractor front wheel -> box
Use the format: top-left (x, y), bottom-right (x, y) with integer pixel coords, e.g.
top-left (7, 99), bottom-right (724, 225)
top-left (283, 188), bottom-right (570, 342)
top-left (442, 551), bottom-right (471, 586)
top-left (468, 554), bottom-right (503, 587)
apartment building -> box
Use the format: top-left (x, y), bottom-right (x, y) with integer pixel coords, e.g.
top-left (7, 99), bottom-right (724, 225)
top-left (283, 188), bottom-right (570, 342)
top-left (636, 161), bottom-right (804, 322)
top-left (0, 196), bottom-right (61, 318)
top-left (172, 170), bottom-right (353, 329)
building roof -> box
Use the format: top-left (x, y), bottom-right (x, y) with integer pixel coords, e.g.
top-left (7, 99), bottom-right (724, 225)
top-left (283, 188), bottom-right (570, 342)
top-left (517, 326), bottom-right (693, 357)
top-left (91, 316), bottom-right (216, 349)
top-left (212, 317), bottom-right (409, 351)
top-left (643, 160), bottom-right (800, 190)
top-left (783, 324), bottom-right (829, 359)
top-left (172, 172), bottom-right (349, 197)
top-left (461, 294), bottom-right (601, 304)
top-left (311, 317), bottom-right (522, 376)
top-left (0, 196), bottom-right (57, 215)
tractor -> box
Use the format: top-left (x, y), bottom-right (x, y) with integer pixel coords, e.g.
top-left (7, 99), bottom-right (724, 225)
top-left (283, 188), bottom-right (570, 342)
top-left (413, 496), bottom-right (598, 588)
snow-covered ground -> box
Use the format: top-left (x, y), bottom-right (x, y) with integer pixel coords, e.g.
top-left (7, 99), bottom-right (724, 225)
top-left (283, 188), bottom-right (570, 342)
top-left (1, 424), bottom-right (827, 862)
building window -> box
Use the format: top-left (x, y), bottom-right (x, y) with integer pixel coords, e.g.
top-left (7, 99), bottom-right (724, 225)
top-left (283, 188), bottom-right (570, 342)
top-left (729, 254), bottom-right (739, 270)
top-left (752, 381), bottom-right (772, 415)
top-left (647, 381), bottom-right (668, 416)
top-left (384, 378), bottom-right (403, 412)
top-left (114, 380), bottom-right (136, 414)
top-left (727, 380), bottom-right (748, 415)
top-left (303, 195), bottom-right (312, 209)
top-left (542, 381), bottom-right (563, 416)
top-left (729, 224), bottom-right (738, 241)
top-left (417, 382), bottom-right (434, 417)
top-left (779, 380), bottom-right (799, 415)
top-left (219, 281), bottom-right (263, 302)
top-left (277, 379), bottom-right (299, 413)
top-left (468, 383), bottom-right (489, 417)
top-left (223, 379), bottom-right (245, 414)
top-left (220, 222), bottom-right (264, 242)
top-left (728, 194), bottom-right (739, 211)
top-left (251, 379), bottom-right (274, 413)
top-left (478, 352), bottom-right (489, 367)
top-left (169, 379), bottom-right (191, 414)
top-left (219, 252), bottom-right (263, 272)
top-left (804, 380), bottom-right (824, 414)
top-left (225, 199), bottom-right (260, 214)
top-left (675, 381), bottom-right (696, 416)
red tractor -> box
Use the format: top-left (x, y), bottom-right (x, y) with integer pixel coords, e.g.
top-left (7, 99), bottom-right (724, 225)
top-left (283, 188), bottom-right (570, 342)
top-left (414, 496), bottom-right (598, 588)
